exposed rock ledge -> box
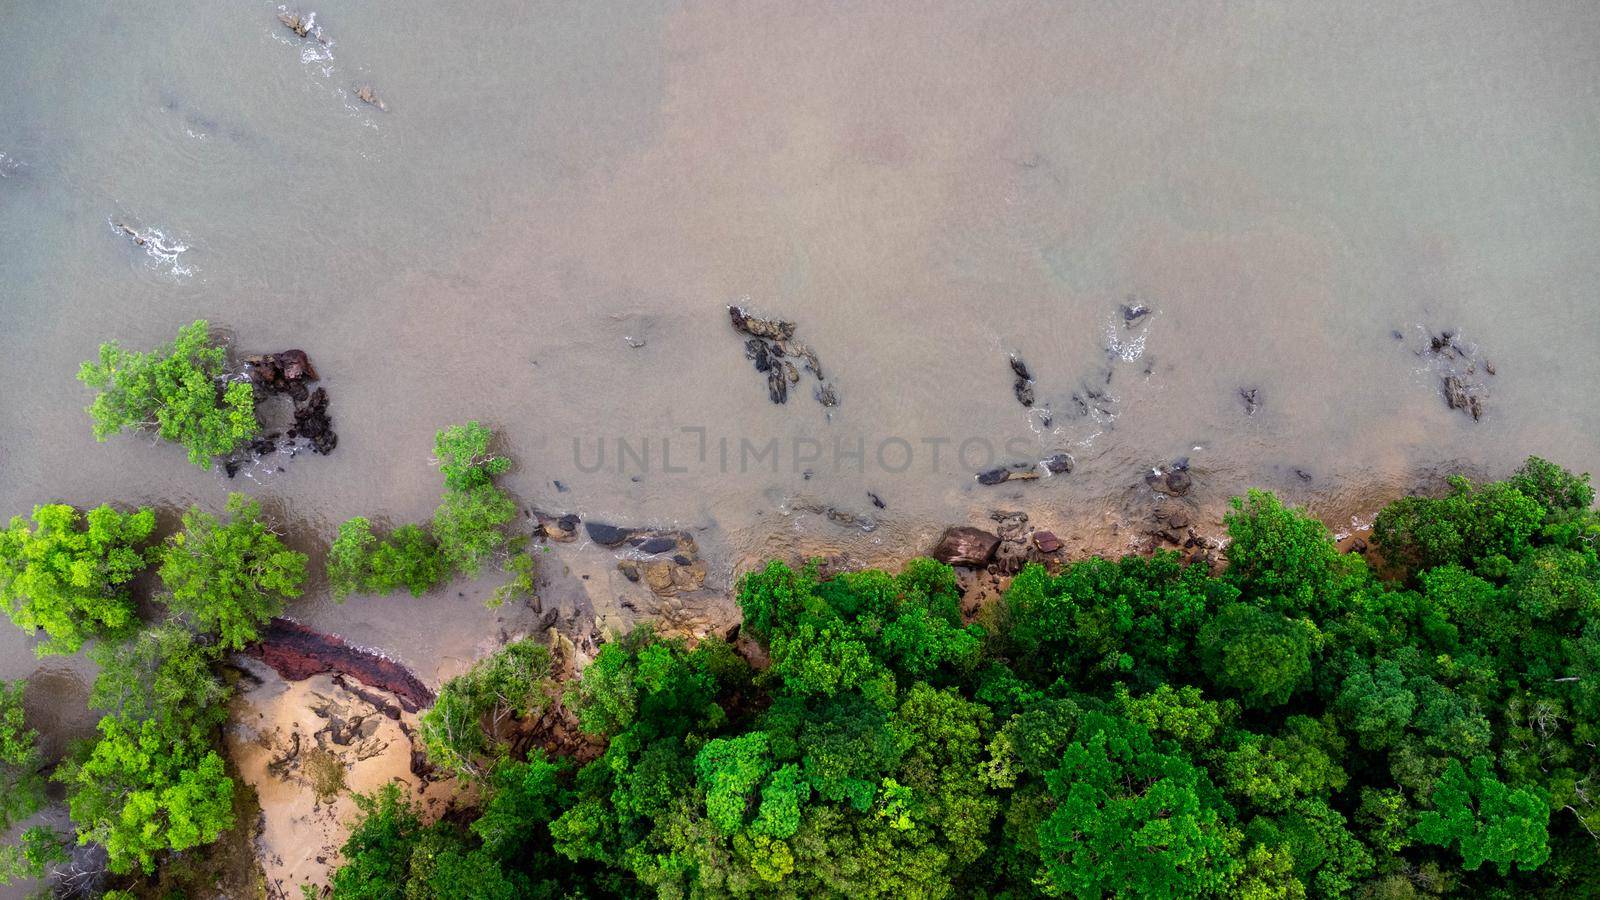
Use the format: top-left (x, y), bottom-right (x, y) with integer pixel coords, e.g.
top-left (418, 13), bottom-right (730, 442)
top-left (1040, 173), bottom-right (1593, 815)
top-left (246, 618), bottom-right (435, 712)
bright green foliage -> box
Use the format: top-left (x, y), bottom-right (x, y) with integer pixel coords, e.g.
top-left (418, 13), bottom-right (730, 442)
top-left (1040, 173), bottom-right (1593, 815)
top-left (1413, 756), bottom-right (1550, 875)
top-left (1223, 490), bottom-right (1342, 614)
top-left (78, 319), bottom-right (258, 466)
top-left (327, 517), bottom-right (447, 600)
top-left (59, 623), bottom-right (235, 874)
top-left (420, 639), bottom-right (555, 778)
top-left (1374, 474), bottom-right (1545, 575)
top-left (1508, 456), bottom-right (1594, 515)
top-left (431, 484), bottom-right (516, 578)
top-left (1036, 712), bottom-right (1235, 898)
top-left (0, 681), bottom-right (45, 832)
top-left (1198, 604), bottom-right (1319, 708)
top-left (696, 733), bottom-right (776, 834)
top-left (434, 421), bottom-right (510, 492)
top-left (329, 783), bottom-right (426, 900)
top-left (158, 493), bottom-right (306, 649)
top-left (0, 826), bottom-right (69, 886)
top-left (326, 458), bottom-right (1600, 898)
top-left (0, 503), bottom-right (154, 655)
top-left (327, 422), bottom-right (529, 607)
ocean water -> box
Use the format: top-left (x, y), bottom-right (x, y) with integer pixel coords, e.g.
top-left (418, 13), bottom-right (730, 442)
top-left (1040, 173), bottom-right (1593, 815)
top-left (1, 1), bottom-right (1597, 731)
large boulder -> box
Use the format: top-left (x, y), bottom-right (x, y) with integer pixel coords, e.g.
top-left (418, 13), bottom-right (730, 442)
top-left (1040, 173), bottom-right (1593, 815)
top-left (930, 527), bottom-right (1000, 567)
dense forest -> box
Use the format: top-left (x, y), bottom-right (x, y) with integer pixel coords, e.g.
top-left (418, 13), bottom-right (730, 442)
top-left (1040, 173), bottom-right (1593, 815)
top-left (0, 321), bottom-right (1594, 896)
top-left (325, 457), bottom-right (1598, 898)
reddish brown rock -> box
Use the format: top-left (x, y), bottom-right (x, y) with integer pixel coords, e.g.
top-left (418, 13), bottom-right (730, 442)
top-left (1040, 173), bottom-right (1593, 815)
top-left (930, 527), bottom-right (1000, 567)
top-left (247, 619), bottom-right (433, 713)
top-left (1033, 531), bottom-right (1062, 553)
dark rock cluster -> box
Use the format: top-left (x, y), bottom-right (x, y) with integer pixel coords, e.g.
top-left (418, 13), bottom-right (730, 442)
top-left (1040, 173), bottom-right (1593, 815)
top-left (729, 306), bottom-right (837, 407)
top-left (1401, 326), bottom-right (1495, 421)
top-left (533, 513), bottom-right (708, 597)
top-left (230, 349), bottom-right (338, 476)
top-left (1010, 355), bottom-right (1035, 407)
top-left (928, 510), bottom-right (1066, 575)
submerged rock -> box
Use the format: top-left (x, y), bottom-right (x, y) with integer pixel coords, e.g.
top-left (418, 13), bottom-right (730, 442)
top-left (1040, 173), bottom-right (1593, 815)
top-left (355, 85), bottom-right (388, 112)
top-left (977, 463), bottom-right (1045, 486)
top-left (584, 521), bottom-right (633, 546)
top-left (930, 527), bottom-right (1000, 567)
top-left (746, 339), bottom-right (771, 372)
top-left (1146, 458), bottom-right (1193, 496)
top-left (1240, 387), bottom-right (1260, 416)
top-left (1414, 326), bottom-right (1494, 421)
top-left (277, 10), bottom-right (312, 37)
top-left (767, 367), bottom-right (789, 404)
top-left (1010, 355), bottom-right (1035, 407)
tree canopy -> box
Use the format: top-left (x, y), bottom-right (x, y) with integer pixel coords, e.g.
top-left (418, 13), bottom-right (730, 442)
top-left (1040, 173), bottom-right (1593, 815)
top-left (77, 319), bottom-right (257, 467)
top-left (0, 503), bottom-right (154, 655)
top-left (158, 493), bottom-right (307, 650)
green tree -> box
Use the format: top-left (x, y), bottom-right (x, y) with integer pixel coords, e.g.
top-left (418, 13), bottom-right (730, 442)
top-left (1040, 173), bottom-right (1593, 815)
top-left (431, 484), bottom-right (516, 578)
top-left (327, 517), bottom-right (447, 600)
top-left (1373, 475), bottom-right (1544, 576)
top-left (1412, 756), bottom-right (1550, 875)
top-left (1198, 604), bottom-right (1319, 708)
top-left (78, 319), bottom-right (257, 466)
top-left (0, 681), bottom-right (46, 832)
top-left (60, 623), bottom-right (235, 874)
top-left (1223, 490), bottom-right (1341, 615)
top-left (330, 783), bottom-right (425, 900)
top-left (420, 640), bottom-right (555, 778)
top-left (0, 826), bottom-right (69, 887)
top-left (158, 493), bottom-right (306, 649)
top-left (434, 422), bottom-right (510, 492)
top-left (0, 503), bottom-right (154, 655)
top-left (1036, 713), bottom-right (1237, 898)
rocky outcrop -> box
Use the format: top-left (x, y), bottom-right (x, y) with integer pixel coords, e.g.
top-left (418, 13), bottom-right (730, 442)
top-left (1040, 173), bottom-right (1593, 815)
top-left (930, 527), bottom-right (1000, 567)
top-left (247, 619), bottom-right (433, 713)
top-left (1404, 326), bottom-right (1494, 421)
top-left (235, 349), bottom-right (338, 472)
top-left (729, 305), bottom-right (838, 409)
top-left (355, 85), bottom-right (388, 112)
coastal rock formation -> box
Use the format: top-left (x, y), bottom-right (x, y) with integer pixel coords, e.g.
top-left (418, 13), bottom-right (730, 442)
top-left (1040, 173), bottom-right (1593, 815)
top-left (1406, 326), bottom-right (1494, 421)
top-left (246, 618), bottom-right (433, 713)
top-left (615, 531), bottom-right (708, 598)
top-left (930, 526), bottom-right (1000, 567)
top-left (791, 500), bottom-right (878, 532)
top-left (1443, 373), bottom-right (1483, 421)
top-left (729, 304), bottom-right (838, 408)
top-left (232, 348), bottom-right (338, 475)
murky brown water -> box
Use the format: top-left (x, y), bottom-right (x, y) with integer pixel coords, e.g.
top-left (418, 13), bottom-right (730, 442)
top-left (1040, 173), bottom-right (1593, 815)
top-left (3, 1), bottom-right (1599, 721)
